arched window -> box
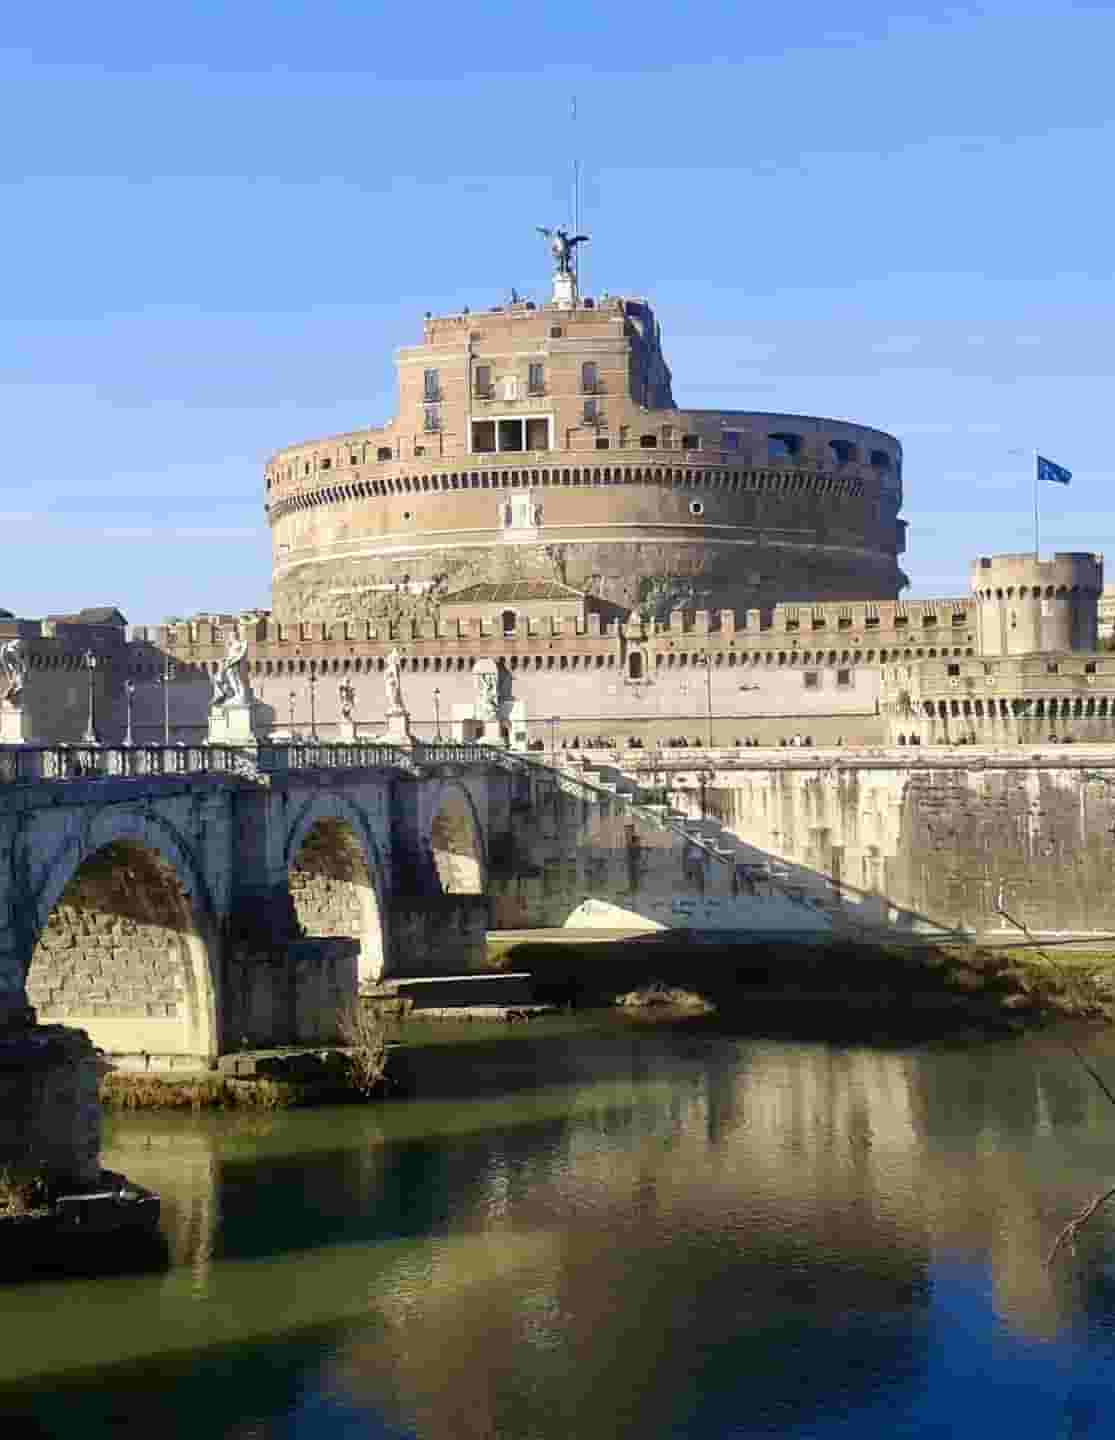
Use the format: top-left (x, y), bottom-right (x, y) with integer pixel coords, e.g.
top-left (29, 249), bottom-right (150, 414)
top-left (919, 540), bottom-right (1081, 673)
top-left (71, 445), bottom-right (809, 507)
top-left (768, 432), bottom-right (802, 462)
top-left (501, 609), bottom-right (517, 637)
top-left (628, 651), bottom-right (644, 681)
top-left (829, 439), bottom-right (856, 466)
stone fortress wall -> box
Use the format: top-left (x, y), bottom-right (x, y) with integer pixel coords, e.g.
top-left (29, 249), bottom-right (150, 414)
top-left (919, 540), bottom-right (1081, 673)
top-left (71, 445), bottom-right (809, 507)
top-left (265, 293), bottom-right (906, 622)
top-left (9, 566), bottom-right (1115, 753)
top-left (5, 594), bottom-right (986, 749)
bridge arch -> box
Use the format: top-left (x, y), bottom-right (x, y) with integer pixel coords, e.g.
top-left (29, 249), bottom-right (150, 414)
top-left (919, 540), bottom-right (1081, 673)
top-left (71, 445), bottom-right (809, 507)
top-left (427, 779), bottom-right (486, 894)
top-left (26, 809), bottom-right (219, 1061)
top-left (283, 793), bottom-right (387, 988)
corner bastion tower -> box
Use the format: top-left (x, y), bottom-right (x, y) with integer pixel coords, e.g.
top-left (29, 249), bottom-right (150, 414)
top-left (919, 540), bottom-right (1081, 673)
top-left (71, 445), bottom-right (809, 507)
top-left (265, 232), bottom-right (907, 624)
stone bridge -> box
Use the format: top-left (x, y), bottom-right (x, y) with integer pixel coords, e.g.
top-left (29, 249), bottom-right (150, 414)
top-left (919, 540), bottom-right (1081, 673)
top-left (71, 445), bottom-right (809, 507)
top-left (0, 741), bottom-right (515, 1067)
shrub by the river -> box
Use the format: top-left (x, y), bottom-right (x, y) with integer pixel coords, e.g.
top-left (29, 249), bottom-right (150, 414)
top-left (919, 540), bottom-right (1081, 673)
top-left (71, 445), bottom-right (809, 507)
top-left (339, 1001), bottom-right (389, 1096)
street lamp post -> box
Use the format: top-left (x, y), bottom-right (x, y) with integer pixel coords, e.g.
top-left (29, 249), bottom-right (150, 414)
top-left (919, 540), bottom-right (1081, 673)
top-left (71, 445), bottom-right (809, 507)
top-left (288, 689), bottom-right (296, 737)
top-left (309, 670), bottom-right (318, 741)
top-left (701, 653), bottom-right (713, 749)
top-left (123, 679), bottom-right (135, 747)
top-left (550, 714), bottom-right (560, 765)
top-left (158, 656), bottom-right (175, 745)
top-left (81, 650), bottom-right (99, 745)
top-left (433, 686), bottom-right (442, 741)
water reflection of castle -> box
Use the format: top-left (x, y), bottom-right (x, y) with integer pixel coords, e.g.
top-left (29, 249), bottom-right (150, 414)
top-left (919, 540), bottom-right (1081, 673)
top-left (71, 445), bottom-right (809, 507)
top-left (98, 1037), bottom-right (1104, 1362)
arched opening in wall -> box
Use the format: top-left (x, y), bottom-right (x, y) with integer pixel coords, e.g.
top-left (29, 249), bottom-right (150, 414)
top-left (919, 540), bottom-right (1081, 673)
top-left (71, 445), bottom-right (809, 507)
top-left (628, 651), bottom-right (644, 680)
top-left (430, 787), bottom-right (485, 895)
top-left (289, 818), bottom-right (384, 1023)
top-left (28, 841), bottom-right (210, 1061)
top-left (501, 609), bottom-right (517, 637)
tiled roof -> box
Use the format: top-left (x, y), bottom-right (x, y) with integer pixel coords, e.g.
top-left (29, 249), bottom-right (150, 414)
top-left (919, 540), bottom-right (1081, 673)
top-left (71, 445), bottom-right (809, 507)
top-left (441, 580), bottom-right (587, 604)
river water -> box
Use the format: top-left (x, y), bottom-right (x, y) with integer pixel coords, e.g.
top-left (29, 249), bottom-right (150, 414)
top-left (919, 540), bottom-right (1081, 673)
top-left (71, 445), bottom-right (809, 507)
top-left (5, 1014), bottom-right (1115, 1438)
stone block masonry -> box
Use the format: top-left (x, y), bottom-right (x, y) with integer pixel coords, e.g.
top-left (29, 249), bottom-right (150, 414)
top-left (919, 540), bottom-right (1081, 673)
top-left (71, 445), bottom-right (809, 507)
top-left (27, 843), bottom-right (190, 1054)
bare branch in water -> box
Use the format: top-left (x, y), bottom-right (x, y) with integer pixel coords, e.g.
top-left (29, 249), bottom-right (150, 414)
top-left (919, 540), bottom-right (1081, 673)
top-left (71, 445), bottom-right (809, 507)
top-left (1046, 1184), bottom-right (1115, 1266)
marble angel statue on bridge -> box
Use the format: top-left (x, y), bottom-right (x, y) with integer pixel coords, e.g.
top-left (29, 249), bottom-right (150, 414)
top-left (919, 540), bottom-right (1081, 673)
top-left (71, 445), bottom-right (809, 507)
top-left (384, 648), bottom-right (406, 714)
top-left (0, 639), bottom-right (26, 707)
top-left (210, 633), bottom-right (249, 708)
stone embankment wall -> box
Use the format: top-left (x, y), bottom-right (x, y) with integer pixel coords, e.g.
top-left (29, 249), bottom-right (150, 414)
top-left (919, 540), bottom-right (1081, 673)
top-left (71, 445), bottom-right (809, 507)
top-left (680, 752), bottom-right (1115, 939)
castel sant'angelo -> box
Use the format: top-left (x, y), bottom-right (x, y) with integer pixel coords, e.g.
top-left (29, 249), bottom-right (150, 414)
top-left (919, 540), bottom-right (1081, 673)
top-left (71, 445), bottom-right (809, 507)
top-left (2, 229), bottom-right (1112, 749)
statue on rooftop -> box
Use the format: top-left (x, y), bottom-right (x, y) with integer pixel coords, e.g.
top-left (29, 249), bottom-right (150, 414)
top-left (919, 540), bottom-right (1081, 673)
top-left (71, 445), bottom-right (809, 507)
top-left (536, 226), bottom-right (590, 277)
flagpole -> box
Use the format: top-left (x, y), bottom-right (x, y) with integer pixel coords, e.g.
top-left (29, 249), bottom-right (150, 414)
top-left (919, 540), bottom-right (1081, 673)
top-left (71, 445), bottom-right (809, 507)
top-left (1033, 449), bottom-right (1039, 559)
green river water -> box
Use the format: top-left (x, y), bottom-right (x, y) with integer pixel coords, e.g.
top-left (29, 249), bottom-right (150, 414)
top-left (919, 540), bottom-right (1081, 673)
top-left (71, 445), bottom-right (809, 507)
top-left (4, 1012), bottom-right (1115, 1438)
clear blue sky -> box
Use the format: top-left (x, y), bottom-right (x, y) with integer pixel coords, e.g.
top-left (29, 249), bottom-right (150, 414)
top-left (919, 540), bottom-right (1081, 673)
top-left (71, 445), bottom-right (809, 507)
top-left (3, 1), bottom-right (1113, 623)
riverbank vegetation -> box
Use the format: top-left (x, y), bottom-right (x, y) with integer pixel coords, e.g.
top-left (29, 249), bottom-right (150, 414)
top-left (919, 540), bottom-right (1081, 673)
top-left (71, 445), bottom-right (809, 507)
top-left (486, 934), bottom-right (1115, 1039)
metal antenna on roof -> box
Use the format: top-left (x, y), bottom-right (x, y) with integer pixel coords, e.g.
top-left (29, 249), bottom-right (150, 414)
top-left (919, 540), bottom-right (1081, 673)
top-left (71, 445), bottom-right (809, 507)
top-left (571, 96), bottom-right (582, 297)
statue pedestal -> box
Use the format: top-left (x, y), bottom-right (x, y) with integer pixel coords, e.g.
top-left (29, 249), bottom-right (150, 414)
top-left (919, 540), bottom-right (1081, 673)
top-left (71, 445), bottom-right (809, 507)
top-left (384, 708), bottom-right (414, 748)
top-left (0, 706), bottom-right (33, 745)
top-left (552, 272), bottom-right (576, 309)
top-left (207, 702), bottom-right (261, 746)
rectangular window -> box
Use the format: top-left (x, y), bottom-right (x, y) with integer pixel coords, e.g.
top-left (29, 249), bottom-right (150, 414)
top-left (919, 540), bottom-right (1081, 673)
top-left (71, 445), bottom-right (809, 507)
top-left (1046, 661), bottom-right (1059, 674)
top-left (583, 397), bottom-right (598, 422)
top-left (528, 362), bottom-right (544, 395)
top-left (681, 434), bottom-right (700, 450)
top-left (803, 671), bottom-right (820, 690)
top-left (581, 361), bottom-right (598, 394)
top-left (423, 406), bottom-right (440, 433)
top-left (947, 663), bottom-right (960, 676)
top-left (595, 436), bottom-right (610, 450)
top-left (498, 418), bottom-right (524, 452)
top-left (837, 617), bottom-right (852, 630)
top-left (865, 616), bottom-right (880, 628)
top-left (525, 417), bottom-right (550, 451)
top-left (1086, 661), bottom-right (1097, 674)
top-left (423, 369), bottom-right (440, 402)
top-left (474, 364), bottom-right (491, 399)
top-left (836, 669), bottom-right (852, 687)
top-left (471, 420), bottom-right (496, 453)
top-left (722, 430), bottom-right (741, 451)
top-left (661, 425), bottom-right (673, 447)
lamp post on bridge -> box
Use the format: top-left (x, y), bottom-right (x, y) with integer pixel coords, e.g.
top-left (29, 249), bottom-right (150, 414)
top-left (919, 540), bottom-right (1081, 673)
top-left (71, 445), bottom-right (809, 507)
top-left (309, 669), bottom-right (318, 741)
top-left (697, 652), bottom-right (713, 750)
top-left (123, 679), bottom-right (135, 747)
top-left (433, 686), bottom-right (442, 741)
top-left (157, 655), bottom-right (176, 745)
top-left (550, 714), bottom-right (560, 765)
top-left (81, 650), bottom-right (99, 745)
top-left (288, 689), bottom-right (296, 738)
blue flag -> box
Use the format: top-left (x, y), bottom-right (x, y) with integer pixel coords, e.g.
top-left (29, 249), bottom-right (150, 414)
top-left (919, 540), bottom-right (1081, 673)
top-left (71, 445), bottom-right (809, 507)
top-left (1037, 454), bottom-right (1072, 486)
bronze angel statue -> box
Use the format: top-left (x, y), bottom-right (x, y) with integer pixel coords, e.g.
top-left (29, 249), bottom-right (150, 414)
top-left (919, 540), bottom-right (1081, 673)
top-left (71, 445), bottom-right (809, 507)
top-left (537, 226), bottom-right (589, 276)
